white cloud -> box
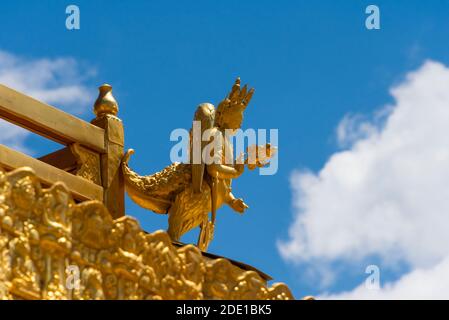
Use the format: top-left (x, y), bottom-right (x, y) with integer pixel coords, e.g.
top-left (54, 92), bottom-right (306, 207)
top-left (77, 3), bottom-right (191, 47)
top-left (279, 60), bottom-right (449, 298)
top-left (322, 257), bottom-right (449, 300)
top-left (336, 108), bottom-right (389, 148)
top-left (0, 121), bottom-right (32, 154)
top-left (0, 50), bottom-right (95, 152)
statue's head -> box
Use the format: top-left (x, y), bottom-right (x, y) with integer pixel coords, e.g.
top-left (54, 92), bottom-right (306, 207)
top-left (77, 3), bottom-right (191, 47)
top-left (215, 78), bottom-right (254, 131)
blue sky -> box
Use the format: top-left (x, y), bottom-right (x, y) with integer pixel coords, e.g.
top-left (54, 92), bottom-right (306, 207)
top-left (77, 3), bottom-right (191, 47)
top-left (2, 1), bottom-right (449, 298)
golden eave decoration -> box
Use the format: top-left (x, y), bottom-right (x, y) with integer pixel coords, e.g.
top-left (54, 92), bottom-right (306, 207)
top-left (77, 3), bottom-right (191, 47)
top-left (0, 166), bottom-right (293, 300)
top-left (0, 80), bottom-right (297, 300)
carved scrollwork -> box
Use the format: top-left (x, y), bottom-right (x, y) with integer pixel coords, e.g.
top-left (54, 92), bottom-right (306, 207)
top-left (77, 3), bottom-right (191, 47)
top-left (70, 143), bottom-right (102, 185)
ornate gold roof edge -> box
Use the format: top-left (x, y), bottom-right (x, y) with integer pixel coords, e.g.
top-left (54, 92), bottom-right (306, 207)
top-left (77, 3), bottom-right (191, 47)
top-left (0, 166), bottom-right (294, 300)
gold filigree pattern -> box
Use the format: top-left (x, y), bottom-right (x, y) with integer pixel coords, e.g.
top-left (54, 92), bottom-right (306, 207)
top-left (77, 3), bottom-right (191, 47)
top-left (0, 166), bottom-right (294, 300)
top-left (70, 143), bottom-right (102, 185)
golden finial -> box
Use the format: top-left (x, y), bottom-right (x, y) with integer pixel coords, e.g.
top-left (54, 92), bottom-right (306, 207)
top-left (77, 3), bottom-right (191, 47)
top-left (93, 84), bottom-right (118, 117)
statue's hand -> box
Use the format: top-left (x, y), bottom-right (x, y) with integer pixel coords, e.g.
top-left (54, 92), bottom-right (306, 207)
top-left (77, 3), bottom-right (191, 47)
top-left (245, 143), bottom-right (277, 170)
top-left (235, 163), bottom-right (245, 176)
top-left (230, 198), bottom-right (249, 214)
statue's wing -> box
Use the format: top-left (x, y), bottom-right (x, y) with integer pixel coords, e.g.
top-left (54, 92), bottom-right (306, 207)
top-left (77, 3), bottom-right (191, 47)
top-left (191, 103), bottom-right (215, 193)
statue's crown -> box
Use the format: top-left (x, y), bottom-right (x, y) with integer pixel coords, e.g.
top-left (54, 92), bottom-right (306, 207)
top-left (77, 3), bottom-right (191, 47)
top-left (216, 77), bottom-right (255, 115)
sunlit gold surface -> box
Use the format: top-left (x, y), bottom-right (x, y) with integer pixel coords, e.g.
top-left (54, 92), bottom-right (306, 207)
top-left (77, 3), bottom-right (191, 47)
top-left (0, 81), bottom-right (297, 300)
top-left (123, 78), bottom-right (274, 251)
top-left (91, 84), bottom-right (125, 219)
top-left (93, 84), bottom-right (118, 117)
top-left (0, 166), bottom-right (293, 300)
top-left (0, 84), bottom-right (106, 153)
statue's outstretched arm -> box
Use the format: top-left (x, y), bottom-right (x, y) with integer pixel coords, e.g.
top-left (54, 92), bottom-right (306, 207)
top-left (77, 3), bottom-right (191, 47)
top-left (206, 163), bottom-right (244, 180)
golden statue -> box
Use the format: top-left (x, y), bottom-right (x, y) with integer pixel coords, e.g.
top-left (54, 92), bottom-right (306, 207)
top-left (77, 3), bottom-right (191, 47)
top-left (122, 78), bottom-right (275, 251)
top-left (0, 81), bottom-right (298, 300)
